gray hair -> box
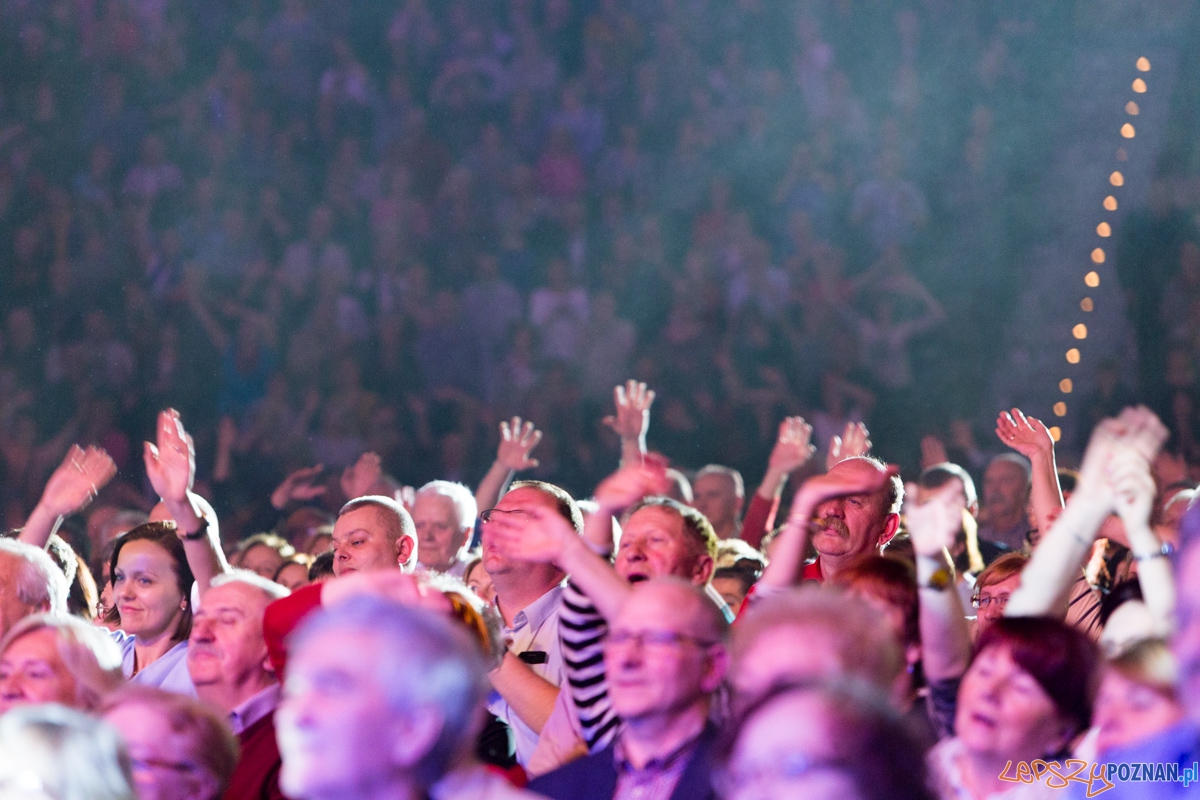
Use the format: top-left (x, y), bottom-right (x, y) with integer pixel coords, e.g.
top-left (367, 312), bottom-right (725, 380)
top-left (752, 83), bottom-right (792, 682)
top-left (694, 464), bottom-right (745, 498)
top-left (0, 538), bottom-right (69, 617)
top-left (290, 597), bottom-right (488, 787)
top-left (416, 480), bottom-right (478, 531)
top-left (209, 569), bottom-right (291, 602)
top-left (0, 703), bottom-right (136, 800)
top-left (0, 614), bottom-right (124, 711)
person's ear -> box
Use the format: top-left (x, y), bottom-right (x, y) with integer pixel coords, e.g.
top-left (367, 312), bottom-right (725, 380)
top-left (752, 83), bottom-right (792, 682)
top-left (397, 535), bottom-right (416, 571)
top-left (693, 554), bottom-right (714, 586)
top-left (878, 513), bottom-right (901, 547)
top-left (389, 708), bottom-right (444, 769)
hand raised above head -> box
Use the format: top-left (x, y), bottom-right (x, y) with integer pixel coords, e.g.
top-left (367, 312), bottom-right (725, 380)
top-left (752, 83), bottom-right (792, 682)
top-left (144, 409), bottom-right (195, 505)
top-left (496, 416), bottom-right (542, 471)
top-left (593, 454), bottom-right (672, 514)
top-left (904, 481), bottom-right (962, 559)
top-left (341, 452), bottom-right (382, 500)
top-left (767, 416), bottom-right (815, 475)
top-left (40, 444), bottom-right (117, 518)
top-left (826, 421), bottom-right (871, 470)
top-left (602, 379), bottom-right (655, 441)
top-left (994, 408), bottom-right (1054, 459)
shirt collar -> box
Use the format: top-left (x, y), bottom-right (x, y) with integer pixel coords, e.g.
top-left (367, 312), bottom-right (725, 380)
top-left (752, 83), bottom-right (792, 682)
top-left (503, 583), bottom-right (564, 634)
top-left (614, 726), bottom-right (704, 775)
top-left (228, 684), bottom-right (281, 736)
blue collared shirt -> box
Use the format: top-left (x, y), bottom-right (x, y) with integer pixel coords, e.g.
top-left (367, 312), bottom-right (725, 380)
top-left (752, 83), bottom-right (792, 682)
top-left (113, 631), bottom-right (196, 696)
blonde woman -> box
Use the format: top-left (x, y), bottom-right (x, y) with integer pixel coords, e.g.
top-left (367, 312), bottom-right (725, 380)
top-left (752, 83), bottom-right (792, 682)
top-left (0, 613), bottom-right (124, 713)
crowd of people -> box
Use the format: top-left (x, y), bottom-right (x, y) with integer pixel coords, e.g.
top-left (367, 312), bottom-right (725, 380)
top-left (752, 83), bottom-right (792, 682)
top-left (0, 386), bottom-right (1197, 800)
top-left (0, 0), bottom-right (1132, 537)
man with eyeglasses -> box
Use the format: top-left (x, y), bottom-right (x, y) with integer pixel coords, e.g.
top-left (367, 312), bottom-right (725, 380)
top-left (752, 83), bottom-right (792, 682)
top-left (530, 578), bottom-right (728, 800)
top-left (480, 479), bottom-right (584, 767)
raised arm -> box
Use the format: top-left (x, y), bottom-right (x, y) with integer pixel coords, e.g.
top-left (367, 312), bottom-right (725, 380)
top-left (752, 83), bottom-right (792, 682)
top-left (1109, 448), bottom-right (1175, 638)
top-left (745, 417), bottom-right (816, 548)
top-left (1007, 407), bottom-right (1168, 618)
top-left (602, 380), bottom-right (654, 469)
top-left (145, 409), bottom-right (229, 598)
top-left (474, 417), bottom-right (543, 514)
top-left (907, 482), bottom-right (972, 682)
top-left (21, 445), bottom-right (117, 548)
top-left (995, 408), bottom-right (1064, 537)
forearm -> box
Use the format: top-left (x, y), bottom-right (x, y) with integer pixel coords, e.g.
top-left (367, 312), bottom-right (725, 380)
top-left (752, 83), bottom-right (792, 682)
top-left (167, 492), bottom-right (229, 598)
top-left (757, 496), bottom-right (816, 589)
top-left (488, 653), bottom-right (560, 734)
top-left (1028, 449), bottom-right (1064, 537)
top-left (557, 535), bottom-right (630, 621)
top-left (916, 555), bottom-right (971, 682)
top-left (19, 503), bottom-right (61, 549)
top-left (474, 461), bottom-right (514, 514)
top-left (1006, 495), bottom-right (1108, 618)
top-left (618, 436), bottom-right (644, 469)
top-left (756, 466), bottom-right (789, 503)
top-left (1128, 525), bottom-right (1175, 637)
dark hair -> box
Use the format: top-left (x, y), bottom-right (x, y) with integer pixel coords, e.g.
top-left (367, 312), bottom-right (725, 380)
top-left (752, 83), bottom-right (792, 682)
top-left (1056, 468), bottom-right (1079, 495)
top-left (973, 616), bottom-right (1101, 739)
top-left (919, 463), bottom-right (977, 508)
top-left (832, 556), bottom-right (919, 648)
top-left (630, 495), bottom-right (720, 562)
top-left (1098, 579), bottom-right (1143, 628)
top-left (506, 480), bottom-right (584, 535)
top-left (107, 522), bottom-right (195, 642)
top-left (308, 550), bottom-right (336, 581)
top-left (716, 678), bottom-right (935, 800)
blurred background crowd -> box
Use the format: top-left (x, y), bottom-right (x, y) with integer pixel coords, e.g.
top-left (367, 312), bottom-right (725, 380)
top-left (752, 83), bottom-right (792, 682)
top-left (0, 0), bottom-right (1199, 548)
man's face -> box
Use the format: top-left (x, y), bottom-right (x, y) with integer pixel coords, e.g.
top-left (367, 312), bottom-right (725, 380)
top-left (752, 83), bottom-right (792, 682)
top-left (810, 460), bottom-right (896, 560)
top-left (413, 494), bottom-right (469, 573)
top-left (480, 487), bottom-right (560, 578)
top-left (973, 573), bottom-right (1021, 634)
top-left (692, 474), bottom-right (740, 535)
top-left (277, 629), bottom-right (404, 799)
top-left (917, 478), bottom-right (971, 517)
top-left (332, 506), bottom-right (401, 577)
top-left (0, 554), bottom-right (40, 639)
top-left (187, 582), bottom-right (273, 694)
top-left (238, 544), bottom-right (285, 581)
top-left (982, 461), bottom-right (1030, 520)
top-left (1174, 543), bottom-right (1200, 721)
top-left (615, 506), bottom-right (710, 585)
top-left (605, 583), bottom-right (725, 723)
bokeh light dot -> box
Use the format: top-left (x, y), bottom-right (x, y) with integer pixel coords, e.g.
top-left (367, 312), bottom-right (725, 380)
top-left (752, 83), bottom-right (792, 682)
top-left (1103, 196), bottom-right (1118, 211)
top-left (1132, 78), bottom-right (1147, 93)
top-left (1073, 324), bottom-right (1088, 340)
top-left (1096, 222), bottom-right (1111, 237)
top-left (1126, 101), bottom-right (1140, 115)
top-left (1066, 348), bottom-right (1081, 364)
top-left (1121, 123), bottom-right (1136, 138)
top-left (1085, 271), bottom-right (1100, 287)
top-left (1059, 379), bottom-right (1073, 393)
top-left (1110, 171), bottom-right (1124, 186)
top-left (1053, 402), bottom-right (1067, 417)
top-left (1136, 57), bottom-right (1151, 72)
top-left (1091, 248), bottom-right (1105, 263)
top-left (1049, 426), bottom-right (1062, 442)
top-left (1081, 297), bottom-right (1094, 312)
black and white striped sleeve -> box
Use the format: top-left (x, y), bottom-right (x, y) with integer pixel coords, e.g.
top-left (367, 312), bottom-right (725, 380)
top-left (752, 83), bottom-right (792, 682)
top-left (559, 580), bottom-right (620, 752)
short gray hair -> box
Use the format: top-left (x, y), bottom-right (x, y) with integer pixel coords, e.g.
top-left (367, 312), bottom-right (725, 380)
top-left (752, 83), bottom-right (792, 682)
top-left (416, 481), bottom-right (478, 530)
top-left (209, 569), bottom-right (291, 602)
top-left (695, 465), bottom-right (745, 498)
top-left (0, 538), bottom-right (69, 617)
top-left (291, 597), bottom-right (488, 787)
top-left (0, 703), bottom-right (135, 800)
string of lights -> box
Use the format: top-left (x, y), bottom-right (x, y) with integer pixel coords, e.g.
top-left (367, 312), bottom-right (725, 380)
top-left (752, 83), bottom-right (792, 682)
top-left (1049, 56), bottom-right (1152, 443)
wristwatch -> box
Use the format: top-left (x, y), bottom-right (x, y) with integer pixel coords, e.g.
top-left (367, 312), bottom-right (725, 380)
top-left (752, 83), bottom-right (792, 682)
top-left (920, 566), bottom-right (953, 591)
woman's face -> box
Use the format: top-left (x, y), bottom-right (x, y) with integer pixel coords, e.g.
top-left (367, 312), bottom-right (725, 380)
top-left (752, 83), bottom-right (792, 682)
top-left (1093, 668), bottom-right (1185, 755)
top-left (0, 628), bottom-right (77, 713)
top-left (104, 702), bottom-right (219, 800)
top-left (113, 540), bottom-right (186, 640)
top-left (464, 562), bottom-right (495, 605)
top-left (955, 645), bottom-right (1068, 763)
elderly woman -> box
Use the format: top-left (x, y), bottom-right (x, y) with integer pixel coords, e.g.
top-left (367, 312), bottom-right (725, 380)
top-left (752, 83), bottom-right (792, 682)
top-left (928, 616), bottom-right (1101, 799)
top-left (0, 613), bottom-right (124, 713)
top-left (1092, 638), bottom-right (1186, 757)
top-left (101, 685), bottom-right (240, 800)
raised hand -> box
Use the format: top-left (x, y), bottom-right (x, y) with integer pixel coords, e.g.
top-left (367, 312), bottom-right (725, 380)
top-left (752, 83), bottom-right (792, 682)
top-left (144, 409), bottom-right (195, 506)
top-left (38, 444), bottom-right (118, 518)
top-left (792, 460), bottom-right (898, 522)
top-left (341, 452), bottom-right (382, 500)
top-left (593, 456), bottom-right (672, 515)
top-left (826, 421), bottom-right (871, 470)
top-left (271, 464), bottom-right (328, 509)
top-left (904, 482), bottom-right (962, 559)
top-left (1110, 405), bottom-right (1170, 464)
top-left (1107, 449), bottom-right (1156, 534)
top-left (496, 417), bottom-right (542, 471)
top-left (602, 380), bottom-right (655, 442)
top-left (920, 434), bottom-right (949, 470)
top-left (995, 408), bottom-right (1054, 459)
top-left (767, 417), bottom-right (815, 475)
top-left (485, 503), bottom-right (577, 565)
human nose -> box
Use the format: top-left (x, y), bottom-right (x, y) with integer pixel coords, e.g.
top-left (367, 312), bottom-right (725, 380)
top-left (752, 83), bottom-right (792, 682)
top-left (816, 498), bottom-right (843, 518)
top-left (0, 673), bottom-right (24, 702)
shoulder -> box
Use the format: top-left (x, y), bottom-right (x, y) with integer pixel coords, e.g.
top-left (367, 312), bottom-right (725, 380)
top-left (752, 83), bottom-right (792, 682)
top-left (527, 748), bottom-right (616, 799)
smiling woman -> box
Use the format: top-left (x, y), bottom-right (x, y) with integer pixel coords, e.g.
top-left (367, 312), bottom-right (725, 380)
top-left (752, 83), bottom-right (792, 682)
top-left (106, 522), bottom-right (196, 694)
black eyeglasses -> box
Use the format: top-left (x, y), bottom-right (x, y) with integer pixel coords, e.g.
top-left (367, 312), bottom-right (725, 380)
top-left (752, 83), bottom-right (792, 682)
top-left (971, 593), bottom-right (1010, 610)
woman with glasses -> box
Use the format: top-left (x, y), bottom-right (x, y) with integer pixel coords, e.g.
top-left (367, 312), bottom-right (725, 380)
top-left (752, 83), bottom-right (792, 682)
top-left (101, 685), bottom-right (239, 800)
